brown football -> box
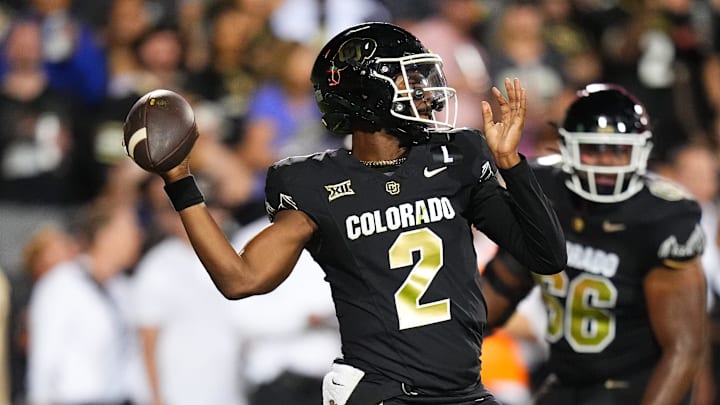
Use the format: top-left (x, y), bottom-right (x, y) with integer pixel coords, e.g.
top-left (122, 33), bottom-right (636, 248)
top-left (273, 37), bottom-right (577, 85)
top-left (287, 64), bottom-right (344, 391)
top-left (123, 89), bottom-right (198, 173)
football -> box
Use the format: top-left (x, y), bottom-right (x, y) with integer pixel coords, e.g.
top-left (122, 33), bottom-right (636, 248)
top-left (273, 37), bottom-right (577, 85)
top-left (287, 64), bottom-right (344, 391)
top-left (123, 89), bottom-right (198, 173)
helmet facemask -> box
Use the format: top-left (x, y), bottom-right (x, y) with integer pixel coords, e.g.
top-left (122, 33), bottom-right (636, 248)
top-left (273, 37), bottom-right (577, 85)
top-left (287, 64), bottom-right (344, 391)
top-left (372, 53), bottom-right (457, 135)
top-left (559, 129), bottom-right (653, 203)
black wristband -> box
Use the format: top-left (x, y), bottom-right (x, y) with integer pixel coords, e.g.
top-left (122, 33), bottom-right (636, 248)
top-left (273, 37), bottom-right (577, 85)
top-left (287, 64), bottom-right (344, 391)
top-left (163, 175), bottom-right (204, 211)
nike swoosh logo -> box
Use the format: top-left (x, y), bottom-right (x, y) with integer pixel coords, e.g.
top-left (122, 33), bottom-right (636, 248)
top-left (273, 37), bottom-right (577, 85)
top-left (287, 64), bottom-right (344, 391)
top-left (424, 166), bottom-right (447, 178)
top-left (331, 378), bottom-right (344, 386)
top-left (602, 220), bottom-right (626, 233)
top-left (604, 379), bottom-right (629, 389)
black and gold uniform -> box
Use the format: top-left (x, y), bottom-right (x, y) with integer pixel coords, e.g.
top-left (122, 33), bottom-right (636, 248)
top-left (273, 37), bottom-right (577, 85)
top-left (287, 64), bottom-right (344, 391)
top-left (265, 129), bottom-right (565, 402)
top-left (488, 83), bottom-right (707, 405)
top-left (532, 160), bottom-right (703, 403)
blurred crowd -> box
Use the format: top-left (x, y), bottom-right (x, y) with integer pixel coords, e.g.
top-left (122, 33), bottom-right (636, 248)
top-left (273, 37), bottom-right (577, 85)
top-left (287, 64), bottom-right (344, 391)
top-left (1, 0), bottom-right (720, 404)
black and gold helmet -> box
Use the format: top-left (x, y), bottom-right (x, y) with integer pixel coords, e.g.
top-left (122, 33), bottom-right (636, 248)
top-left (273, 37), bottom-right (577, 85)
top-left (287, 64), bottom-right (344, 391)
top-left (311, 22), bottom-right (457, 145)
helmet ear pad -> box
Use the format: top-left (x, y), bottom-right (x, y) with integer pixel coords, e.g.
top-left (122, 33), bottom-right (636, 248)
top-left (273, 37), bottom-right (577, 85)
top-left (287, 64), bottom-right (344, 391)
top-left (321, 113), bottom-right (384, 135)
top-left (322, 112), bottom-right (352, 134)
top-left (318, 87), bottom-right (388, 134)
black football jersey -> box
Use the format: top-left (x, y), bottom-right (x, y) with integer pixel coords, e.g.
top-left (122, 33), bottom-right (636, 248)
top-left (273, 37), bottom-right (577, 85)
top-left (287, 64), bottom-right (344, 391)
top-left (264, 129), bottom-right (565, 390)
top-left (531, 158), bottom-right (704, 384)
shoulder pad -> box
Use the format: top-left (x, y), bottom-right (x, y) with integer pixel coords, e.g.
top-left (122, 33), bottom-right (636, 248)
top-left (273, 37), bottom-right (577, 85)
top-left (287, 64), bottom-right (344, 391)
top-left (644, 173), bottom-right (694, 202)
top-left (272, 150), bottom-right (335, 169)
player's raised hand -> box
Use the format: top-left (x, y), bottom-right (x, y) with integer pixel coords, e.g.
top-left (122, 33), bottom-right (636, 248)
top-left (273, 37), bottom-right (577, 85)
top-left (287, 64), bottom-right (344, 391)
top-left (481, 77), bottom-right (526, 169)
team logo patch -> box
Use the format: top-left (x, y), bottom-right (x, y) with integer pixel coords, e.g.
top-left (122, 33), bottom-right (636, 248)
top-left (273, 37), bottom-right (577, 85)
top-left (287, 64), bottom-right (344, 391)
top-left (326, 37), bottom-right (377, 87)
top-left (658, 224), bottom-right (705, 260)
top-left (265, 193), bottom-right (298, 221)
top-left (385, 181), bottom-right (400, 195)
top-left (277, 193), bottom-right (298, 210)
top-left (479, 161), bottom-right (494, 182)
top-left (325, 180), bottom-right (355, 201)
top-left (572, 217), bottom-right (584, 233)
top-left (265, 200), bottom-right (276, 220)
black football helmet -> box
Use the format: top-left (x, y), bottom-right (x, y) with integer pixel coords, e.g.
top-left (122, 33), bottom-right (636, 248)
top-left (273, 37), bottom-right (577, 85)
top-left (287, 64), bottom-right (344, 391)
top-left (311, 22), bottom-right (457, 145)
top-left (558, 83), bottom-right (653, 203)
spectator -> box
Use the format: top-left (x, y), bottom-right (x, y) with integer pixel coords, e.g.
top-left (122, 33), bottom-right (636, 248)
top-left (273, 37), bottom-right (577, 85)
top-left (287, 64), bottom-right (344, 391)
top-left (132, 24), bottom-right (188, 95)
top-left (487, 1), bottom-right (566, 157)
top-left (102, 0), bottom-right (152, 100)
top-left (598, 0), bottom-right (717, 162)
top-left (184, 4), bottom-right (259, 122)
top-left (26, 199), bottom-right (144, 405)
top-left (539, 0), bottom-right (602, 87)
top-left (10, 225), bottom-right (78, 403)
top-left (73, 0), bottom-right (153, 204)
top-left (0, 18), bottom-right (80, 276)
top-left (409, 0), bottom-right (492, 128)
top-left (4, 0), bottom-right (108, 106)
top-left (0, 18), bottom-right (76, 205)
top-left (268, 0), bottom-right (390, 45)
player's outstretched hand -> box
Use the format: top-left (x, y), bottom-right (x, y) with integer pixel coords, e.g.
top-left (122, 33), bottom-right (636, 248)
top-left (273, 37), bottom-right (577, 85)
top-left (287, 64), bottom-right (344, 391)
top-left (481, 77), bottom-right (526, 169)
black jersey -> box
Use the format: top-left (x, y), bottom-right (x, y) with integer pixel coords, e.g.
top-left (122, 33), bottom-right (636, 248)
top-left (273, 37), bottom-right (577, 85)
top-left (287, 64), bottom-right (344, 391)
top-left (264, 129), bottom-right (565, 391)
top-left (530, 158), bottom-right (704, 384)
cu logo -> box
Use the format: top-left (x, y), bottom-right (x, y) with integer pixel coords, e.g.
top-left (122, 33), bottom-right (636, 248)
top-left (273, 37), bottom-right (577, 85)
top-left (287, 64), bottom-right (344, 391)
top-left (385, 181), bottom-right (400, 195)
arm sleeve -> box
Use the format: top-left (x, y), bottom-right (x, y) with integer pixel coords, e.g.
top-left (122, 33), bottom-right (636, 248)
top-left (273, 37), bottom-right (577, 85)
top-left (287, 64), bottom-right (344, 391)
top-left (470, 156), bottom-right (566, 275)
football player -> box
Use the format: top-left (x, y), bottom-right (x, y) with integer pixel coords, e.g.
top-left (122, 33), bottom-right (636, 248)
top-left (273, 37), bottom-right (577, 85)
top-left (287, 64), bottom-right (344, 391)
top-left (155, 22), bottom-right (566, 404)
top-left (483, 84), bottom-right (707, 405)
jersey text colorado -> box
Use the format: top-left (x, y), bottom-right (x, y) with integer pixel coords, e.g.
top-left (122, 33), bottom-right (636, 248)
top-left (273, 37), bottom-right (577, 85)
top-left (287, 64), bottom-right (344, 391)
top-left (346, 197), bottom-right (455, 240)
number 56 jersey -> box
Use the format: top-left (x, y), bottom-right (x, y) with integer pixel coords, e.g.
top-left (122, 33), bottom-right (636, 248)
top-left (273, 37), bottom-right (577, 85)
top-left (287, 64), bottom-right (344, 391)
top-left (531, 161), bottom-right (704, 385)
top-left (264, 129), bottom-right (565, 391)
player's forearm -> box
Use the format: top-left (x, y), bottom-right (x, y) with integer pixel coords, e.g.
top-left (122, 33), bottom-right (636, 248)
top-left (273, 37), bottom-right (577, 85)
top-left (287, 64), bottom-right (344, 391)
top-left (494, 152), bottom-right (521, 170)
top-left (641, 348), bottom-right (701, 405)
top-left (497, 158), bottom-right (566, 274)
top-left (177, 204), bottom-right (263, 299)
top-left (178, 205), bottom-right (312, 299)
top-left (643, 261), bottom-right (707, 405)
top-left (482, 252), bottom-right (536, 328)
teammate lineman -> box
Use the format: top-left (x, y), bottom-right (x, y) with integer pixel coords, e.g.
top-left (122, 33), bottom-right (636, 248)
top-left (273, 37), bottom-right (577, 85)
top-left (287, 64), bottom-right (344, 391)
top-left (149, 22), bottom-right (566, 404)
top-left (483, 83), bottom-right (707, 405)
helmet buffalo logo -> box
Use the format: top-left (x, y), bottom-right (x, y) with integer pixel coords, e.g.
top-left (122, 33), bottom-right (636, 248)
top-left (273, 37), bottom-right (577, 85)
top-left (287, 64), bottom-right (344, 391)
top-left (327, 38), bottom-right (377, 86)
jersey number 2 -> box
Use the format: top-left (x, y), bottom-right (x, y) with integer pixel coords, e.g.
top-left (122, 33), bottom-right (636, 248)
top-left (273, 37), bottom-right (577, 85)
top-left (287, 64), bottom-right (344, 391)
top-left (389, 228), bottom-right (451, 330)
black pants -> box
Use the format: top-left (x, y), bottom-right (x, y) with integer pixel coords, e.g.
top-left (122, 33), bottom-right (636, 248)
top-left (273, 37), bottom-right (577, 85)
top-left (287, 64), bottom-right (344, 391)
top-left (249, 371), bottom-right (323, 405)
top-left (535, 370), bottom-right (690, 405)
top-left (375, 381), bottom-right (501, 405)
top-left (383, 395), bottom-right (502, 404)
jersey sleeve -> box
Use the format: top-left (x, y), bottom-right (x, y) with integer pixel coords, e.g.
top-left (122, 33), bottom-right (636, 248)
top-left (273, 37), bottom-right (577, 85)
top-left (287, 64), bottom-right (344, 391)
top-left (649, 208), bottom-right (705, 268)
top-left (264, 158), bottom-right (324, 227)
top-left (456, 131), bottom-right (566, 275)
top-left (264, 162), bottom-right (298, 222)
